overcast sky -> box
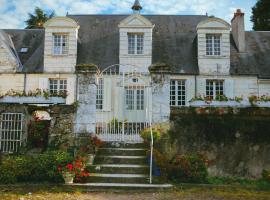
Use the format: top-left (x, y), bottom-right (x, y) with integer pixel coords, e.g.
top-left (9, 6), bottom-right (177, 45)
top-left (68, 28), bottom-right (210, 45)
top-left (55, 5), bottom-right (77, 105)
top-left (0, 0), bottom-right (257, 30)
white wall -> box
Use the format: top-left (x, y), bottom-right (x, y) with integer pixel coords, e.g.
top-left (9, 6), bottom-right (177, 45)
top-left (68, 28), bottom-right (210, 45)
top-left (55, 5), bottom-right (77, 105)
top-left (44, 17), bottom-right (79, 73)
top-left (197, 19), bottom-right (231, 76)
top-left (258, 80), bottom-right (270, 96)
top-left (0, 73), bottom-right (76, 104)
top-left (119, 14), bottom-right (154, 73)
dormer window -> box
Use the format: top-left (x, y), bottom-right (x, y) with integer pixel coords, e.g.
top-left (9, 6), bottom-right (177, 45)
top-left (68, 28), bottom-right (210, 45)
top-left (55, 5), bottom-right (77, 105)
top-left (53, 34), bottom-right (68, 55)
top-left (206, 34), bottom-right (221, 56)
top-left (128, 33), bottom-right (144, 55)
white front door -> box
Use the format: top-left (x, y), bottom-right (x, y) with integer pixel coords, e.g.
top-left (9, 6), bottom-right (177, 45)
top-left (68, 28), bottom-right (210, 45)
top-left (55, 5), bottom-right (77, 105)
top-left (125, 88), bottom-right (145, 122)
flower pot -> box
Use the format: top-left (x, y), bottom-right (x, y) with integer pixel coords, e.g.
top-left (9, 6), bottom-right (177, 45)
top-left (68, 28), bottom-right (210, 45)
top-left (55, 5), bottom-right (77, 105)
top-left (87, 154), bottom-right (95, 165)
top-left (63, 174), bottom-right (74, 184)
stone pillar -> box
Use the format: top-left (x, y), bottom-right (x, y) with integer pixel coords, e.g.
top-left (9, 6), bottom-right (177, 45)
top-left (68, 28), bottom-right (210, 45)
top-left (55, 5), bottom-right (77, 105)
top-left (149, 63), bottom-right (171, 124)
top-left (73, 65), bottom-right (97, 134)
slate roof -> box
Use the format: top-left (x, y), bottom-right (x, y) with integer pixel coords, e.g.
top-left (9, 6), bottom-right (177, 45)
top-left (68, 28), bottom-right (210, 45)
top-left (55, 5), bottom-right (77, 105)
top-left (2, 29), bottom-right (44, 73)
top-left (1, 14), bottom-right (270, 78)
top-left (68, 14), bottom-right (207, 74)
top-left (230, 31), bottom-right (270, 78)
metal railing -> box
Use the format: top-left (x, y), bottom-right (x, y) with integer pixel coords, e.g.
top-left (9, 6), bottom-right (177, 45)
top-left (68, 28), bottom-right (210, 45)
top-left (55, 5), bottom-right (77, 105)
top-left (149, 122), bottom-right (154, 184)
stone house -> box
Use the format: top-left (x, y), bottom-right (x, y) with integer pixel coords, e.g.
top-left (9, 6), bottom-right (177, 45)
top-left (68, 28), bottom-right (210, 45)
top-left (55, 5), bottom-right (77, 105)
top-left (0, 0), bottom-right (270, 152)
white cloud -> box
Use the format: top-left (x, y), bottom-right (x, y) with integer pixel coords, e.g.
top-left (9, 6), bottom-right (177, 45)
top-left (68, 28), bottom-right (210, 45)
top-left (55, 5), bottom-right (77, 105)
top-left (0, 0), bottom-right (254, 30)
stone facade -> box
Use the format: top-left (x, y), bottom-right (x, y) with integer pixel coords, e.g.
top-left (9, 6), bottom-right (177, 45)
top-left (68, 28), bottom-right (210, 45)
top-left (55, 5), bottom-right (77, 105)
top-left (168, 107), bottom-right (270, 178)
top-left (0, 104), bottom-right (75, 150)
top-left (73, 72), bottom-right (97, 134)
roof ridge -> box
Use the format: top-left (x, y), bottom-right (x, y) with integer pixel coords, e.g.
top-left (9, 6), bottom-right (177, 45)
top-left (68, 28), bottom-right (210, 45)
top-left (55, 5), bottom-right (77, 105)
top-left (68, 14), bottom-right (207, 17)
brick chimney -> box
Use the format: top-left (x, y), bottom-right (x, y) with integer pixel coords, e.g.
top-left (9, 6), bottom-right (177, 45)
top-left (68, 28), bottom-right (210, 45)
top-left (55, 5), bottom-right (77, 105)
top-left (231, 9), bottom-right (246, 52)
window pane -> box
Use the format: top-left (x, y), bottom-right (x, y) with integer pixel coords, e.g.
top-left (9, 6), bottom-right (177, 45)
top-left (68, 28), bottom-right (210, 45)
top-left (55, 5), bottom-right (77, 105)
top-left (206, 34), bottom-right (221, 56)
top-left (206, 35), bottom-right (213, 55)
top-left (206, 80), bottom-right (214, 99)
top-left (137, 34), bottom-right (144, 54)
top-left (53, 34), bottom-right (68, 55)
top-left (96, 78), bottom-right (104, 110)
top-left (49, 79), bottom-right (67, 95)
top-left (128, 34), bottom-right (135, 54)
top-left (170, 80), bottom-right (186, 106)
top-left (215, 80), bottom-right (224, 99)
top-left (126, 89), bottom-right (134, 110)
top-left (62, 35), bottom-right (69, 54)
top-left (136, 90), bottom-right (144, 110)
top-left (214, 35), bottom-right (221, 55)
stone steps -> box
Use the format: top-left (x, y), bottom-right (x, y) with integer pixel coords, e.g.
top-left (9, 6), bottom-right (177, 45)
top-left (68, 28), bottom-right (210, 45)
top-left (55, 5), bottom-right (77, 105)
top-left (94, 155), bottom-right (148, 165)
top-left (70, 183), bottom-right (173, 190)
top-left (83, 142), bottom-right (170, 186)
top-left (102, 142), bottom-right (148, 149)
top-left (86, 164), bottom-right (149, 174)
top-left (85, 173), bottom-right (149, 183)
top-left (97, 148), bottom-right (147, 156)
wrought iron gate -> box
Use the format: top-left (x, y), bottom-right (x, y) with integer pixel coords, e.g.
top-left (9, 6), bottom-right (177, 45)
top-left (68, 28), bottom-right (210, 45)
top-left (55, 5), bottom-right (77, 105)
top-left (95, 64), bottom-right (152, 143)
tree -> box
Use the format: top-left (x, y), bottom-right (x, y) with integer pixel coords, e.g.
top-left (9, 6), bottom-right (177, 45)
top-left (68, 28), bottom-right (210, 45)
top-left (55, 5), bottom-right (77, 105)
top-left (25, 7), bottom-right (55, 29)
top-left (251, 0), bottom-right (270, 31)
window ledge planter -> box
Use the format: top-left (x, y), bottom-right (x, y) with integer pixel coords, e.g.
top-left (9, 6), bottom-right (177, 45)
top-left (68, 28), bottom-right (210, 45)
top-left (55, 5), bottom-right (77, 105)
top-left (0, 96), bottom-right (66, 104)
top-left (189, 100), bottom-right (250, 107)
top-left (253, 102), bottom-right (270, 107)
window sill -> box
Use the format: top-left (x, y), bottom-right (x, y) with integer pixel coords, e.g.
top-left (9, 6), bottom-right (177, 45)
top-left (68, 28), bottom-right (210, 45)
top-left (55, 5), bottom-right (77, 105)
top-left (51, 54), bottom-right (69, 57)
top-left (203, 55), bottom-right (226, 59)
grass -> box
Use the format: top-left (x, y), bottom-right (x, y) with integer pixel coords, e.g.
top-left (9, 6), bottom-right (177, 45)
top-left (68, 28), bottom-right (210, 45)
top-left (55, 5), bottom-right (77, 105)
top-left (0, 183), bottom-right (270, 200)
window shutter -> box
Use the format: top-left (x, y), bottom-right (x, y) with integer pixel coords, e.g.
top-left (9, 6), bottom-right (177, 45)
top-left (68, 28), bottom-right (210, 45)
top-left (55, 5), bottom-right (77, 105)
top-left (225, 79), bottom-right (234, 98)
top-left (39, 78), bottom-right (48, 91)
top-left (103, 77), bottom-right (112, 111)
top-left (66, 77), bottom-right (75, 105)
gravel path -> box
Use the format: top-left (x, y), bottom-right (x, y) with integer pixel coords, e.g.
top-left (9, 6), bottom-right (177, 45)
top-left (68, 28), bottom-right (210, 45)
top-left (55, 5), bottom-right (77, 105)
top-left (0, 186), bottom-right (269, 200)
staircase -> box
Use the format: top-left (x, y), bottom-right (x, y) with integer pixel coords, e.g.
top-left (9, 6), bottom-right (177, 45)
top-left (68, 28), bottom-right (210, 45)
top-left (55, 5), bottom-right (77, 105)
top-left (73, 142), bottom-right (172, 189)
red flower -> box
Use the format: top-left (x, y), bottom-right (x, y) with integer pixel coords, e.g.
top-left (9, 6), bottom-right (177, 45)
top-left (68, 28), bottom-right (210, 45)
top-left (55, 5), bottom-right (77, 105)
top-left (57, 165), bottom-right (62, 172)
top-left (66, 163), bottom-right (73, 171)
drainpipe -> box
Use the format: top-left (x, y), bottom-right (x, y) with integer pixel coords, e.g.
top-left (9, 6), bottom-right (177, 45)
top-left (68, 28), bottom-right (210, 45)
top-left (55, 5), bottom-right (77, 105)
top-left (195, 75), bottom-right (198, 97)
top-left (75, 73), bottom-right (79, 102)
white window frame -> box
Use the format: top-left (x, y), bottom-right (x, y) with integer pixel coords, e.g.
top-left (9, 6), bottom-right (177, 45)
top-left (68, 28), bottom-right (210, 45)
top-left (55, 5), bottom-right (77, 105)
top-left (206, 34), bottom-right (221, 56)
top-left (128, 33), bottom-right (144, 55)
top-left (96, 78), bottom-right (104, 110)
top-left (49, 79), bottom-right (67, 94)
top-left (53, 34), bottom-right (69, 55)
top-left (170, 80), bottom-right (186, 107)
top-left (206, 80), bottom-right (224, 100)
top-left (125, 88), bottom-right (144, 110)
top-left (0, 113), bottom-right (24, 153)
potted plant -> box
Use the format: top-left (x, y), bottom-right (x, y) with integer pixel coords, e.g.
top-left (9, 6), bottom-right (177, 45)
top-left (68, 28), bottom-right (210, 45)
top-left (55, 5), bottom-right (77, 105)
top-left (77, 134), bottom-right (104, 165)
top-left (58, 163), bottom-right (75, 184)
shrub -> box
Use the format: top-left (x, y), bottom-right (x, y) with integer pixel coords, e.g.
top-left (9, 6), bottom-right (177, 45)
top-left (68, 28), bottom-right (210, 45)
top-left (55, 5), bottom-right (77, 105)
top-left (0, 150), bottom-right (73, 184)
top-left (0, 157), bottom-right (17, 184)
top-left (262, 169), bottom-right (270, 183)
top-left (140, 128), bottom-right (161, 142)
top-left (168, 153), bottom-right (208, 183)
top-left (33, 150), bottom-right (73, 182)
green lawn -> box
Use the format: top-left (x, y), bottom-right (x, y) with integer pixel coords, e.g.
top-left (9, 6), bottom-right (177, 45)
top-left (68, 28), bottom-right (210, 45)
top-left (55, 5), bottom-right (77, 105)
top-left (0, 184), bottom-right (270, 200)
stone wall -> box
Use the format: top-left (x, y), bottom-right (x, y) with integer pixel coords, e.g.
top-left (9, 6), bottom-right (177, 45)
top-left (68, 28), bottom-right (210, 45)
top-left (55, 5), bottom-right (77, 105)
top-left (167, 107), bottom-right (270, 178)
top-left (73, 72), bottom-right (97, 134)
top-left (0, 104), bottom-right (76, 150)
